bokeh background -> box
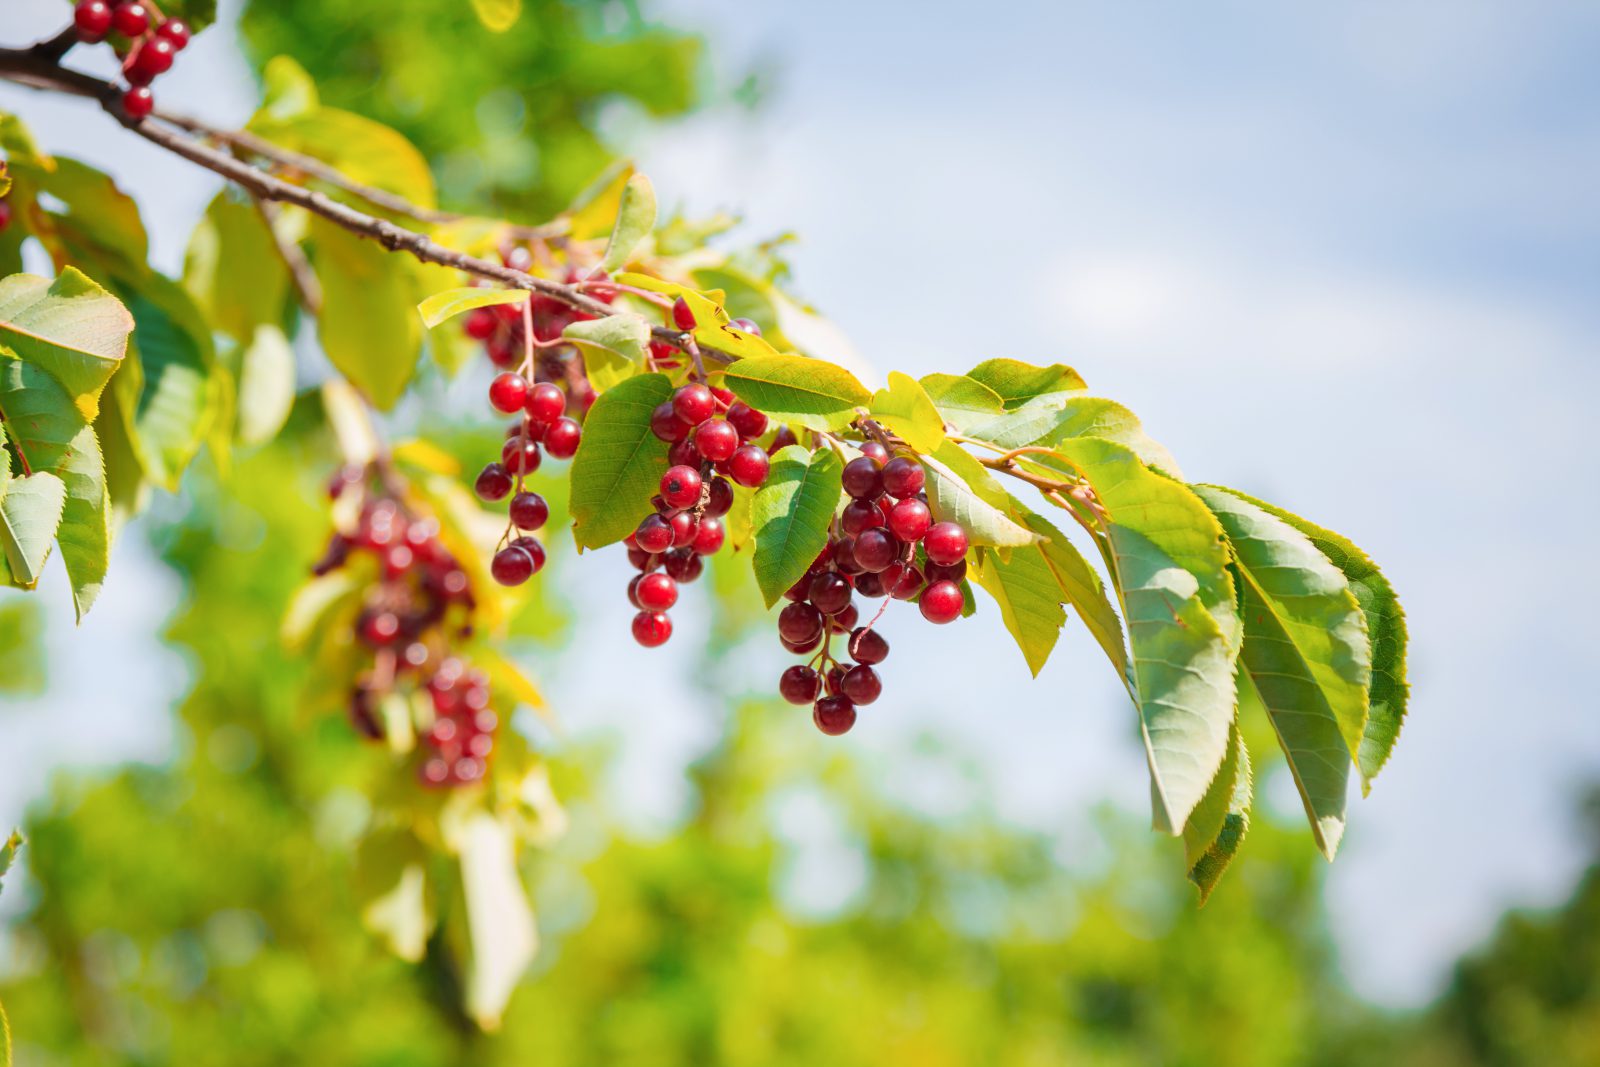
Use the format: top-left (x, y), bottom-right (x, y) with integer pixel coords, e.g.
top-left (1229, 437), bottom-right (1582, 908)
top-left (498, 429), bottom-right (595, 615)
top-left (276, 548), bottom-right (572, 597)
top-left (3, 0), bottom-right (1599, 1063)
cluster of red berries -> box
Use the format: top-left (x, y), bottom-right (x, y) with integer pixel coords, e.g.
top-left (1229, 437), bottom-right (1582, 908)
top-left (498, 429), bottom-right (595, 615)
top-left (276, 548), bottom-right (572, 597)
top-left (622, 380), bottom-right (775, 647)
top-left (316, 467), bottom-right (498, 787)
top-left (772, 443), bottom-right (971, 735)
top-left (71, 1), bottom-right (191, 120)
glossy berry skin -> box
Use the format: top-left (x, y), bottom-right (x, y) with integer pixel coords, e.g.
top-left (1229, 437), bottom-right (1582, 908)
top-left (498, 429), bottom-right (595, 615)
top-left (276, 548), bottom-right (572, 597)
top-left (667, 437), bottom-right (700, 468)
top-left (848, 627), bottom-right (889, 665)
top-left (491, 545), bottom-right (536, 586)
top-left (853, 571), bottom-right (885, 598)
top-left (128, 36), bottom-right (176, 85)
top-left (841, 456), bottom-right (884, 499)
top-left (475, 462), bottom-right (514, 502)
top-left (111, 1), bottom-right (151, 36)
top-left (924, 522), bottom-right (970, 566)
top-left (887, 498), bottom-right (932, 542)
top-left (828, 602), bottom-right (860, 633)
top-left (926, 559), bottom-right (968, 584)
top-left (832, 538), bottom-right (863, 575)
top-left (664, 548), bottom-right (704, 583)
top-left (672, 383), bottom-right (716, 425)
top-left (669, 510), bottom-right (700, 548)
top-left (634, 514), bottom-right (674, 554)
top-left (508, 491), bottom-right (548, 531)
top-left (692, 517), bottom-right (725, 556)
top-left (157, 18), bottom-right (191, 48)
top-left (632, 610), bottom-right (673, 647)
top-left (660, 465), bottom-right (703, 510)
top-left (731, 317), bottom-right (762, 335)
top-left (524, 382), bottom-right (566, 425)
top-left (704, 477), bottom-right (734, 517)
top-left (919, 579), bottom-right (964, 624)
top-left (650, 402), bottom-right (692, 442)
top-left (839, 499), bottom-right (885, 536)
top-left (824, 665), bottom-right (846, 696)
top-left (779, 665), bottom-right (822, 705)
top-left (543, 416), bottom-right (582, 459)
top-left (768, 426), bottom-right (799, 454)
top-left (881, 456), bottom-right (925, 498)
top-left (883, 562), bottom-right (926, 601)
top-left (859, 442), bottom-right (891, 466)
top-left (635, 572), bottom-right (678, 611)
top-left (694, 420), bottom-right (739, 462)
top-left (852, 529), bottom-right (898, 573)
top-left (726, 401), bottom-right (768, 439)
top-left (808, 571), bottom-right (853, 615)
top-left (489, 372), bottom-right (529, 414)
top-left (500, 437), bottom-right (541, 475)
top-left (510, 536), bottom-right (547, 576)
top-left (813, 696), bottom-right (857, 736)
top-left (74, 1), bottom-right (114, 39)
top-left (628, 546), bottom-right (661, 572)
top-left (122, 86), bottom-right (155, 120)
top-left (726, 445), bottom-right (770, 488)
top-left (671, 296), bottom-right (697, 332)
top-left (840, 665), bottom-right (882, 705)
top-left (778, 602), bottom-right (824, 645)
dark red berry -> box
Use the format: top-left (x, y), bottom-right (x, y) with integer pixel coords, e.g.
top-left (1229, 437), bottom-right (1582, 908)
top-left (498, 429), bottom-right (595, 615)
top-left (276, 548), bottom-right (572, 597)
top-left (924, 522), bottom-right (969, 566)
top-left (112, 1), bottom-right (150, 36)
top-left (828, 601), bottom-right (859, 633)
top-left (487, 338), bottom-right (517, 367)
top-left (650, 401), bottom-right (692, 442)
top-left (127, 36), bottom-right (175, 84)
top-left (542, 417), bottom-right (581, 458)
top-left (501, 437), bottom-right (542, 475)
top-left (919, 579), bottom-right (964, 624)
top-left (74, 1), bottom-right (113, 40)
top-left (636, 572), bottom-right (678, 611)
top-left (778, 602), bottom-right (824, 645)
top-left (524, 382), bottom-right (566, 425)
top-left (489, 372), bottom-right (529, 414)
top-left (825, 665), bottom-right (846, 696)
top-left (881, 457), bottom-right (925, 498)
top-left (475, 462), bottom-right (514, 501)
top-left (926, 559), bottom-right (968, 583)
top-left (694, 419), bottom-right (739, 462)
top-left (832, 538), bottom-right (864, 575)
top-left (122, 86), bottom-right (155, 120)
top-left (664, 548), bottom-right (704, 583)
top-left (808, 571), bottom-right (853, 615)
top-left (840, 499), bottom-right (885, 536)
top-left (692, 517), bottom-right (725, 556)
top-left (813, 696), bottom-right (857, 736)
top-left (887, 498), bottom-right (932, 542)
top-left (779, 665), bottom-right (822, 705)
top-left (361, 611), bottom-right (401, 646)
top-left (852, 529), bottom-right (898, 573)
top-left (883, 561), bottom-right (926, 601)
top-left (780, 632), bottom-right (823, 654)
top-left (726, 401), bottom-right (768, 439)
top-left (509, 492), bottom-right (549, 531)
top-left (157, 18), bottom-right (190, 48)
top-left (840, 665), bottom-right (882, 705)
top-left (853, 571), bottom-right (886, 598)
top-left (632, 610), bottom-right (673, 647)
top-left (510, 536), bottom-right (547, 576)
top-left (731, 317), bottom-right (762, 335)
top-left (660, 464), bottom-right (703, 510)
top-left (669, 510), bottom-right (699, 548)
top-left (628, 546), bottom-right (661, 572)
top-left (848, 627), bottom-right (889, 664)
top-left (768, 426), bottom-right (799, 454)
top-left (671, 296), bottom-right (697, 332)
top-left (704, 477), bottom-right (734, 517)
top-left (726, 445), bottom-right (770, 488)
top-left (667, 437), bottom-right (700, 468)
top-left (491, 545), bottom-right (536, 586)
top-left (464, 308), bottom-right (497, 340)
top-left (859, 442), bottom-right (891, 465)
top-left (841, 456), bottom-right (884, 499)
top-left (672, 383), bottom-right (716, 425)
top-left (627, 573), bottom-right (646, 608)
top-left (635, 514), bottom-right (674, 554)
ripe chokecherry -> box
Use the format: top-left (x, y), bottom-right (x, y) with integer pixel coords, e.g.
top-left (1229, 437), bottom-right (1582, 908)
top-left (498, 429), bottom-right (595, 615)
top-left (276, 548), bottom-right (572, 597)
top-left (852, 529), bottom-right (898, 573)
top-left (841, 456), bottom-right (884, 499)
top-left (543, 416), bottom-right (582, 459)
top-left (778, 602), bottom-right (824, 645)
top-left (500, 437), bottom-right (541, 475)
top-left (726, 445), bottom-right (770, 488)
top-left (660, 465), bottom-right (703, 510)
top-left (813, 696), bottom-right (857, 736)
top-left (650, 402), bottom-right (692, 442)
top-left (127, 36), bottom-right (175, 84)
top-left (489, 372), bottom-right (529, 414)
top-left (508, 491), bottom-right (549, 531)
top-left (848, 627), bottom-right (889, 664)
top-left (475, 462), bottom-right (514, 502)
top-left (881, 456), bottom-right (925, 498)
top-left (780, 665), bottom-right (822, 705)
top-left (694, 419), bottom-right (739, 462)
top-left (491, 544), bottom-right (536, 586)
top-left (919, 579), bottom-right (964, 624)
top-left (840, 665), bottom-right (882, 705)
top-left (73, 1), bottom-right (114, 41)
top-left (122, 86), bottom-right (154, 119)
top-left (525, 382), bottom-right (566, 425)
top-left (887, 498), bottom-right (931, 542)
top-left (672, 383), bottom-right (715, 425)
top-left (671, 296), bottom-right (697, 332)
top-left (157, 18), bottom-right (191, 49)
top-left (111, 1), bottom-right (150, 36)
top-left (632, 610), bottom-right (673, 647)
top-left (726, 401), bottom-right (768, 439)
top-left (635, 572), bottom-right (678, 611)
top-left (924, 521), bottom-right (970, 566)
top-left (635, 514), bottom-right (675, 554)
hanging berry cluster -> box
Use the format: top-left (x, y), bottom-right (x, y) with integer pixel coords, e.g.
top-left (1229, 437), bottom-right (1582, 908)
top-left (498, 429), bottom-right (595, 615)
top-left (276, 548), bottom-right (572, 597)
top-left (315, 464), bottom-right (501, 788)
top-left (71, 1), bottom-right (191, 119)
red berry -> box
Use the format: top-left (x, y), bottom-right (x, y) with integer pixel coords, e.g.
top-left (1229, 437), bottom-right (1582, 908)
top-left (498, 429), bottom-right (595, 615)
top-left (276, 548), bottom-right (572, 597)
top-left (157, 18), bottom-right (190, 48)
top-left (832, 538), bottom-right (864, 575)
top-left (926, 559), bottom-right (968, 584)
top-left (510, 535), bottom-right (547, 576)
top-left (853, 571), bottom-right (885, 598)
top-left (731, 317), bottom-right (762, 336)
top-left (509, 492), bottom-right (548, 531)
top-left (779, 665), bottom-right (822, 705)
top-left (543, 416), bottom-right (582, 459)
top-left (859, 442), bottom-right (891, 465)
top-left (669, 510), bottom-right (700, 548)
top-left (507, 418), bottom-right (544, 443)
top-left (664, 548), bottom-right (704, 583)
top-left (672, 383), bottom-right (716, 425)
top-left (487, 338), bottom-right (517, 367)
top-left (919, 579), bottom-right (964, 624)
top-left (694, 419), bottom-right (739, 462)
top-left (883, 561), bottom-right (926, 601)
top-left (840, 665), bottom-right (882, 705)
top-left (112, 1), bottom-right (150, 37)
top-left (667, 437), bottom-right (700, 468)
top-left (726, 445), bottom-right (770, 488)
top-left (924, 522), bottom-right (969, 566)
top-left (0, 202), bottom-right (11, 233)
top-left (671, 296), bottom-right (697, 332)
top-left (704, 477), bottom-right (734, 518)
top-left (361, 611), bottom-right (401, 646)
top-left (128, 36), bottom-right (176, 85)
top-left (840, 499), bottom-right (885, 536)
top-left (489, 372), bottom-right (529, 414)
top-left (887, 498), bottom-right (932, 542)
top-left (825, 665), bottom-right (847, 696)
top-left (841, 456), bottom-right (884, 499)
top-left (881, 457), bottom-right (925, 498)
top-left (650, 401), bottom-right (692, 442)
top-left (808, 571), bottom-right (853, 615)
top-left (632, 610), bottom-right (673, 647)
top-left (500, 437), bottom-right (542, 475)
top-left (813, 696), bottom-right (857, 736)
top-left (464, 308), bottom-right (497, 340)
top-left (848, 627), bottom-right (889, 664)
top-left (475, 462), bottom-right (513, 501)
top-left (781, 633), bottom-right (822, 655)
top-left (768, 426), bottom-right (799, 454)
top-left (635, 514), bottom-right (674, 554)
top-left (626, 574), bottom-right (647, 608)
top-left (628, 547), bottom-right (661, 572)
top-left (726, 401), bottom-right (768, 439)
top-left (778, 602), bottom-right (824, 645)
top-left (852, 529), bottom-right (898, 572)
top-left (635, 572), bottom-right (678, 611)
top-left (491, 545), bottom-right (535, 586)
top-left (524, 382), bottom-right (566, 425)
top-left (829, 602), bottom-right (860, 634)
top-left (692, 517), bottom-right (725, 556)
top-left (121, 86), bottom-right (154, 120)
top-left (74, 1), bottom-right (113, 40)
top-left (660, 465), bottom-right (703, 510)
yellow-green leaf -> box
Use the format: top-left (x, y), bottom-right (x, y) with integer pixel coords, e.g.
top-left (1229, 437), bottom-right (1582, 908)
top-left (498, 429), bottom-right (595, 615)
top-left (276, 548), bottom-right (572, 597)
top-left (0, 268), bottom-right (132, 420)
top-left (418, 287), bottom-right (529, 330)
top-left (750, 445), bottom-right (843, 608)
top-left (598, 174), bottom-right (657, 274)
top-left (723, 353), bottom-right (871, 433)
top-left (472, 0), bottom-right (523, 32)
top-left (869, 371), bottom-right (945, 453)
top-left (568, 373), bottom-right (673, 550)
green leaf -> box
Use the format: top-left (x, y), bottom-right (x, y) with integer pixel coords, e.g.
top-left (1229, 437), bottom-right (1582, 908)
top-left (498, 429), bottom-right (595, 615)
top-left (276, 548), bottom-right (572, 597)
top-left (251, 105), bottom-right (437, 210)
top-left (869, 371), bottom-right (945, 453)
top-left (1232, 492), bottom-right (1410, 792)
top-left (1019, 510), bottom-right (1129, 692)
top-left (258, 55), bottom-right (319, 122)
top-left (750, 445), bottom-right (843, 608)
top-left (568, 373), bottom-right (673, 550)
top-left (0, 471), bottom-right (66, 588)
top-left (598, 174), bottom-right (657, 274)
top-left (0, 269), bottom-right (132, 419)
top-left (471, 0), bottom-right (523, 32)
top-left (310, 218), bottom-right (422, 410)
top-left (722, 354), bottom-right (871, 432)
top-left (564, 314), bottom-right (651, 394)
top-left (235, 325), bottom-right (296, 447)
top-left (971, 543), bottom-right (1065, 676)
top-left (161, 1), bottom-right (218, 32)
top-left (0, 598), bottom-right (46, 696)
top-left (1193, 485), bottom-right (1371, 763)
top-left (1046, 396), bottom-right (1181, 476)
top-left (921, 441), bottom-right (1038, 549)
top-left (920, 372), bottom-right (1005, 429)
top-left (1186, 711), bottom-right (1252, 904)
top-left (117, 273), bottom-right (217, 489)
top-left (965, 358), bottom-right (1086, 407)
top-left (1054, 438), bottom-right (1239, 834)
top-left (615, 272), bottom-right (780, 363)
top-left (183, 192), bottom-right (290, 344)
top-left (417, 287), bottom-right (529, 330)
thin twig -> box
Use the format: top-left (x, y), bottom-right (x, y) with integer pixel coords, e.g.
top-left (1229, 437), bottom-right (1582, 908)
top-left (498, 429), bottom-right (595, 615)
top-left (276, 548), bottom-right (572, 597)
top-left (251, 196), bottom-right (323, 315)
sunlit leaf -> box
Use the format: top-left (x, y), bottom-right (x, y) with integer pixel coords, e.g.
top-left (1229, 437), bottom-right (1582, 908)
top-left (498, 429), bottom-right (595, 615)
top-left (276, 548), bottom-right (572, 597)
top-left (971, 542), bottom-right (1065, 676)
top-left (417, 287), bottom-right (529, 330)
top-left (310, 218), bottom-right (422, 410)
top-left (452, 812), bottom-right (538, 1030)
top-left (598, 174), bottom-right (657, 274)
top-left (183, 193), bottom-right (290, 345)
top-left (0, 470), bottom-right (66, 589)
top-left (235, 325), bottom-right (296, 447)
top-left (750, 445), bottom-right (842, 608)
top-left (471, 0), bottom-right (523, 32)
top-left (0, 268), bottom-right (132, 420)
top-left (920, 441), bottom-right (1038, 549)
top-left (869, 371), bottom-right (945, 453)
top-left (1020, 510), bottom-right (1129, 692)
top-left (965, 358), bottom-right (1085, 407)
top-left (1185, 711), bottom-right (1252, 904)
top-left (567, 373), bottom-right (673, 550)
top-left (723, 353), bottom-right (871, 433)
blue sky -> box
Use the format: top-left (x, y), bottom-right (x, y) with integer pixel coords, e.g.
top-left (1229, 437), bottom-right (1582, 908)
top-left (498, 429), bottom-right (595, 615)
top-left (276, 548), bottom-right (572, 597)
top-left (3, 0), bottom-right (1600, 1005)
